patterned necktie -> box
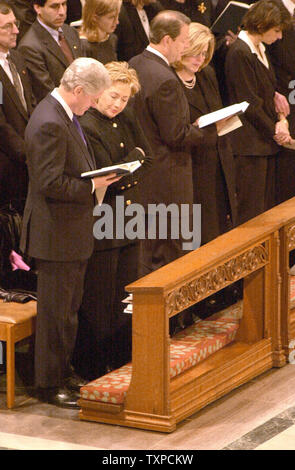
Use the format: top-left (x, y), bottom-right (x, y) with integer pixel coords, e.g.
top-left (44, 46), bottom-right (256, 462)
top-left (72, 115), bottom-right (87, 146)
top-left (58, 31), bottom-right (74, 64)
top-left (6, 54), bottom-right (27, 112)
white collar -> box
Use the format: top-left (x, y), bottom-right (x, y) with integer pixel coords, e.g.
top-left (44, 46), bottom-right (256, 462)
top-left (238, 30), bottom-right (269, 69)
top-left (0, 50), bottom-right (9, 60)
top-left (51, 88), bottom-right (73, 120)
top-left (282, 0), bottom-right (295, 15)
top-left (146, 45), bottom-right (170, 66)
top-left (37, 17), bottom-right (62, 42)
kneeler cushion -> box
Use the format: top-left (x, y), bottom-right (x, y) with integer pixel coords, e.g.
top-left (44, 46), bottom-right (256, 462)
top-left (80, 301), bottom-right (243, 405)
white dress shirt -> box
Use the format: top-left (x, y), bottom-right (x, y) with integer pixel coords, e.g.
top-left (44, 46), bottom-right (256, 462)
top-left (146, 45), bottom-right (170, 66)
top-left (137, 8), bottom-right (150, 39)
top-left (238, 30), bottom-right (269, 69)
top-left (0, 50), bottom-right (26, 102)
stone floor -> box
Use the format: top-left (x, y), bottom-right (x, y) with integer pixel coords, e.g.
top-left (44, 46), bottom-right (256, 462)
top-left (1, 343), bottom-right (295, 451)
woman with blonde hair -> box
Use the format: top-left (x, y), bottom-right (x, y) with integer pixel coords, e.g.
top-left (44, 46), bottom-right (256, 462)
top-left (79, 0), bottom-right (122, 63)
top-left (174, 22), bottom-right (236, 245)
top-left (174, 22), bottom-right (240, 317)
top-left (73, 62), bottom-right (153, 380)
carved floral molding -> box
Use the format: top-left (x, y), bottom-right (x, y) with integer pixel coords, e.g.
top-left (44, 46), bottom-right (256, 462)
top-left (166, 244), bottom-right (268, 316)
top-left (287, 224), bottom-right (295, 251)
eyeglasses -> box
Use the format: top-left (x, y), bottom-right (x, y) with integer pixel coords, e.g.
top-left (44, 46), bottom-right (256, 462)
top-left (0, 19), bottom-right (20, 32)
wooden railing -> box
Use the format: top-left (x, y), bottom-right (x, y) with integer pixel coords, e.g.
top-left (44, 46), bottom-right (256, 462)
top-left (79, 198), bottom-right (295, 432)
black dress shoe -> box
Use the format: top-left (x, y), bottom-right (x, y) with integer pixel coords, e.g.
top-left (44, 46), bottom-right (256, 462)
top-left (66, 370), bottom-right (88, 392)
top-left (38, 387), bottom-right (80, 409)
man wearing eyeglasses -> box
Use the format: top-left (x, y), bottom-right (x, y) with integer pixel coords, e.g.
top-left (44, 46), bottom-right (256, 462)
top-left (0, 1), bottom-right (35, 211)
top-left (17, 0), bottom-right (82, 103)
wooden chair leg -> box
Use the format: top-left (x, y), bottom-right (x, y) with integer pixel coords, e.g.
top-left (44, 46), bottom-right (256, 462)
top-left (6, 325), bottom-right (15, 409)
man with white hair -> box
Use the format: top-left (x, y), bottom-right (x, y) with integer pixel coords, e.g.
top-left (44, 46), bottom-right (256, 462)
top-left (20, 57), bottom-right (118, 408)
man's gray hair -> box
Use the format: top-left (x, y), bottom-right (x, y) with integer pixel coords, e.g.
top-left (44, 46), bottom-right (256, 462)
top-left (60, 57), bottom-right (111, 94)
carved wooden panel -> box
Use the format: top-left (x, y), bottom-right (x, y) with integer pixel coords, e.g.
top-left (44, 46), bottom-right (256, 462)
top-left (166, 244), bottom-right (268, 317)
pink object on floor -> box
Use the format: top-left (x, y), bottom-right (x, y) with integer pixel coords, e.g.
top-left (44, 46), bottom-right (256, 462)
top-left (9, 250), bottom-right (31, 271)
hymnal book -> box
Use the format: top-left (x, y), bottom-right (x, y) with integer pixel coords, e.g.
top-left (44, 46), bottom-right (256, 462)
top-left (198, 101), bottom-right (249, 130)
top-left (81, 160), bottom-right (141, 179)
top-left (211, 1), bottom-right (250, 35)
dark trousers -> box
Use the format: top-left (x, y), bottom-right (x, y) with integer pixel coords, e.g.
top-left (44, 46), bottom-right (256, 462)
top-left (235, 154), bottom-right (277, 225)
top-left (34, 258), bottom-right (88, 388)
top-left (73, 243), bottom-right (139, 380)
top-left (138, 214), bottom-right (193, 277)
top-left (276, 148), bottom-right (295, 204)
top-left (0, 151), bottom-right (28, 212)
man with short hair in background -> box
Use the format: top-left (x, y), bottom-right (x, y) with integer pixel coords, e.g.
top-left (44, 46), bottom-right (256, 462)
top-left (18, 0), bottom-right (82, 102)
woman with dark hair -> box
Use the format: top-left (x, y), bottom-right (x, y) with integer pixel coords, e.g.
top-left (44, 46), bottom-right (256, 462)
top-left (174, 22), bottom-right (237, 245)
top-left (79, 0), bottom-right (121, 63)
top-left (73, 61), bottom-right (153, 380)
top-left (225, 0), bottom-right (292, 225)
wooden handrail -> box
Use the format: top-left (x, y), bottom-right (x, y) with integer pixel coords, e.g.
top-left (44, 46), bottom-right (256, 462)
top-left (79, 198), bottom-right (295, 432)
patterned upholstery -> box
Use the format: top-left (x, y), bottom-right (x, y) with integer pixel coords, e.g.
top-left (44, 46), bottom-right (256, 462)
top-left (80, 301), bottom-right (243, 405)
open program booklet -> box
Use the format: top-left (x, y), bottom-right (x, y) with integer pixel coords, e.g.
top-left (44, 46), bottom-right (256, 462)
top-left (198, 101), bottom-right (249, 136)
top-left (81, 160), bottom-right (142, 179)
top-left (122, 294), bottom-right (133, 314)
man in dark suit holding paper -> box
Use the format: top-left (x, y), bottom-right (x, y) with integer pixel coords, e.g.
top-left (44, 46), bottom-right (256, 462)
top-left (129, 10), bottom-right (206, 276)
top-left (20, 57), bottom-right (118, 408)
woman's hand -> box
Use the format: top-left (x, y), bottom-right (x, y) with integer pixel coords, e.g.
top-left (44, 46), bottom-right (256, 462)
top-left (274, 92), bottom-right (290, 116)
top-left (274, 119), bottom-right (291, 145)
top-left (92, 173), bottom-right (121, 189)
top-left (225, 29), bottom-right (239, 46)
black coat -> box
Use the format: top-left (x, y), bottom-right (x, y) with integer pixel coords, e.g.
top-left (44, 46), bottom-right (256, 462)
top-left (18, 20), bottom-right (82, 103)
top-left (181, 65), bottom-right (237, 243)
top-left (115, 1), bottom-right (164, 62)
top-left (80, 34), bottom-right (117, 64)
top-left (267, 3), bottom-right (295, 203)
top-left (225, 37), bottom-right (279, 156)
top-left (160, 0), bottom-right (213, 26)
top-left (79, 107), bottom-right (154, 250)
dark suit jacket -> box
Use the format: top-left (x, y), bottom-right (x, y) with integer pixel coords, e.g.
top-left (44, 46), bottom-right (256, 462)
top-left (225, 38), bottom-right (279, 156)
top-left (181, 65), bottom-right (237, 242)
top-left (267, 20), bottom-right (295, 134)
top-left (66, 0), bottom-right (82, 24)
top-left (0, 49), bottom-right (35, 209)
top-left (18, 20), bottom-right (82, 103)
top-left (0, 49), bottom-right (34, 163)
top-left (79, 106), bottom-right (154, 250)
top-left (20, 94), bottom-right (96, 261)
top-left (115, 1), bottom-right (164, 62)
top-left (129, 49), bottom-right (204, 207)
top-left (160, 0), bottom-right (213, 26)
top-left (267, 4), bottom-right (295, 203)
top-left (7, 0), bottom-right (36, 41)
